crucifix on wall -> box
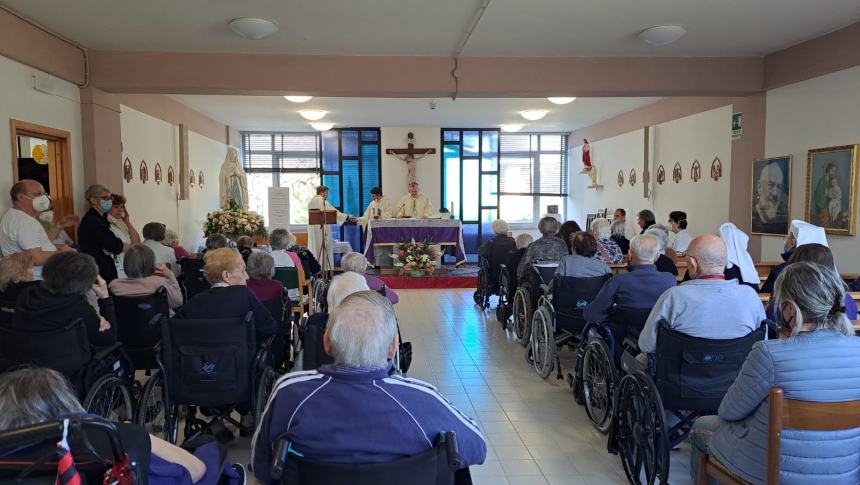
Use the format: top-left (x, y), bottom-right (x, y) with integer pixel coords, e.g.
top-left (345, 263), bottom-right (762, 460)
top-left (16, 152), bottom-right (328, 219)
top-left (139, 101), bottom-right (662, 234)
top-left (385, 132), bottom-right (436, 184)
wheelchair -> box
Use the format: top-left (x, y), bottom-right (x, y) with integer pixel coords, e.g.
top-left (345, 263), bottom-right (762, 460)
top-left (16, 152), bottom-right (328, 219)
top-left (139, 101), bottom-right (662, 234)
top-left (511, 261), bottom-right (559, 346)
top-left (495, 264), bottom-right (513, 328)
top-left (136, 311), bottom-right (277, 445)
top-left (0, 415), bottom-right (150, 484)
top-left (178, 257), bottom-right (209, 302)
top-left (311, 276), bottom-right (329, 314)
top-left (570, 307), bottom-right (651, 434)
top-left (0, 319), bottom-right (136, 423)
top-left (472, 257), bottom-right (493, 310)
top-left (529, 274), bottom-right (610, 379)
top-left (608, 321), bottom-right (767, 484)
top-left (270, 430), bottom-right (463, 485)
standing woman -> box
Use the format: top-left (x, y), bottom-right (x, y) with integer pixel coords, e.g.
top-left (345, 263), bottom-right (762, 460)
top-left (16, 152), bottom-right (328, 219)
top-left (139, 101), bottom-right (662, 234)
top-left (106, 194), bottom-right (141, 279)
top-left (668, 211), bottom-right (693, 254)
top-left (78, 185), bottom-right (128, 282)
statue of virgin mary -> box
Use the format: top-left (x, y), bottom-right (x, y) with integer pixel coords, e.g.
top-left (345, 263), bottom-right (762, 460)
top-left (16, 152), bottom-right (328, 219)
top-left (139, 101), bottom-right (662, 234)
top-left (219, 147), bottom-right (249, 210)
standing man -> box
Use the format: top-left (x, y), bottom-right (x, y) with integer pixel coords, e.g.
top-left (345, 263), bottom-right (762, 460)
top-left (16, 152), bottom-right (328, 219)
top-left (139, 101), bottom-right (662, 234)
top-left (395, 182), bottom-right (435, 218)
top-left (308, 186), bottom-right (355, 272)
top-left (358, 187), bottom-right (393, 227)
top-left (0, 180), bottom-right (75, 278)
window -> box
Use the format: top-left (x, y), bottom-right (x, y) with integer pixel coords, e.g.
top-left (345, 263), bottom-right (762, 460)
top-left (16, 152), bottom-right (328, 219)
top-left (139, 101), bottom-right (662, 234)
top-left (499, 133), bottom-right (569, 224)
top-left (241, 132), bottom-right (321, 227)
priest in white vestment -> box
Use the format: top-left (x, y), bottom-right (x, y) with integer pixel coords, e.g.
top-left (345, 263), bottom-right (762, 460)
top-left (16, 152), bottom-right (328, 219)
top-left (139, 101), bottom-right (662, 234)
top-left (358, 187), bottom-right (394, 227)
top-left (307, 186), bottom-right (354, 271)
top-left (395, 182), bottom-right (435, 218)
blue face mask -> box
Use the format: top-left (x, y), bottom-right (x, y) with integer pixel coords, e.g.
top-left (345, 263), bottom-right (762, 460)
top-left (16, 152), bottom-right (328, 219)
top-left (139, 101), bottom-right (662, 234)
top-left (99, 199), bottom-right (113, 212)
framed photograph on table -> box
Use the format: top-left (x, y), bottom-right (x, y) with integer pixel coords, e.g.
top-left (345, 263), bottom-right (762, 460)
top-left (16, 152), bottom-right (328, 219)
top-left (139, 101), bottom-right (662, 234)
top-left (751, 155), bottom-right (792, 235)
top-left (805, 145), bottom-right (859, 235)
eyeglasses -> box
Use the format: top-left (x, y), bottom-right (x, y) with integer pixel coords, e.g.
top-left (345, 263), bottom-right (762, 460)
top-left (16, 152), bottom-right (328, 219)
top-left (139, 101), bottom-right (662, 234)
top-left (24, 192), bottom-right (48, 198)
top-left (95, 195), bottom-right (112, 201)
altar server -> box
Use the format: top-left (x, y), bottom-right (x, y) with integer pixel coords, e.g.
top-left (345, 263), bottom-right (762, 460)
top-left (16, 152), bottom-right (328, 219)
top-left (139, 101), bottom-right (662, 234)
top-left (308, 186), bottom-right (354, 271)
top-left (395, 182), bottom-right (435, 219)
top-left (358, 187), bottom-right (394, 226)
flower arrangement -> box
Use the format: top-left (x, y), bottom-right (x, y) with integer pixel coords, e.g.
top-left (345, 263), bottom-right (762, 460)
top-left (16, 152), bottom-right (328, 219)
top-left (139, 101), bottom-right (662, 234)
top-left (391, 237), bottom-right (437, 274)
top-left (203, 202), bottom-right (267, 237)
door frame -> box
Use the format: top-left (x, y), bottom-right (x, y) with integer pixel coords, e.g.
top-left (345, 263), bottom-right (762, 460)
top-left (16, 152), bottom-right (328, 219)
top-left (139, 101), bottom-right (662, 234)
top-left (9, 119), bottom-right (75, 222)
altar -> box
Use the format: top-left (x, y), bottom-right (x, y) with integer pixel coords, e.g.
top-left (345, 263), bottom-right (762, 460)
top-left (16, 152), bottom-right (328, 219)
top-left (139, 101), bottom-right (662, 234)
top-left (363, 219), bottom-right (467, 265)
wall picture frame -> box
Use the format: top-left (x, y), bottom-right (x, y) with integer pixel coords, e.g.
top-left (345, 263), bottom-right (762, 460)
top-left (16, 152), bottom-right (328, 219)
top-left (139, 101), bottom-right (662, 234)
top-left (805, 145), bottom-right (859, 235)
top-left (751, 155), bottom-right (792, 235)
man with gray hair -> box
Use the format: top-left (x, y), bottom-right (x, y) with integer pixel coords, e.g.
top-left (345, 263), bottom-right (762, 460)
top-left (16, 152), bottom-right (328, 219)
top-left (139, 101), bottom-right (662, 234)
top-left (638, 234), bottom-right (765, 354)
top-left (645, 224), bottom-right (679, 276)
top-left (252, 291), bottom-right (487, 483)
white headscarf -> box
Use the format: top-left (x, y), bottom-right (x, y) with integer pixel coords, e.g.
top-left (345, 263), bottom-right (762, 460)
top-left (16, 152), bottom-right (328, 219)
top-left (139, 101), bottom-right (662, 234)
top-left (719, 223), bottom-right (760, 284)
top-left (789, 220), bottom-right (828, 247)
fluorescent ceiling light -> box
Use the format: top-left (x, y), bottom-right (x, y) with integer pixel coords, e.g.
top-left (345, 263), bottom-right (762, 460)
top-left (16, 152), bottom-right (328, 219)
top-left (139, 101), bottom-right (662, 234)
top-left (284, 95), bottom-right (312, 103)
top-left (500, 124), bottom-right (524, 132)
top-left (311, 122), bottom-right (334, 131)
top-left (520, 110), bottom-right (548, 121)
top-left (547, 97), bottom-right (576, 105)
top-left (228, 18), bottom-right (278, 40)
top-left (299, 110), bottom-right (327, 121)
top-left (638, 25), bottom-right (687, 46)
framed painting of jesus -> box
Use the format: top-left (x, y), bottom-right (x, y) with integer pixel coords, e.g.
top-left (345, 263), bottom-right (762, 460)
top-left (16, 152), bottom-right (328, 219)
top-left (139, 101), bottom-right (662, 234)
top-left (805, 145), bottom-right (859, 236)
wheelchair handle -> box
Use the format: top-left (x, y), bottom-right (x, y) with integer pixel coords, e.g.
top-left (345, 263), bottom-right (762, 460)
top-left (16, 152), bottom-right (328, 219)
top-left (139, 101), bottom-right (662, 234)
top-left (271, 438), bottom-right (290, 480)
top-left (442, 431), bottom-right (460, 471)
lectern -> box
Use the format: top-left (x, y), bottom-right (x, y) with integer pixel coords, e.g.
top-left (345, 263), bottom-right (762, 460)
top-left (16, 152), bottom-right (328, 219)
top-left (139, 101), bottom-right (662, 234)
top-left (308, 209), bottom-right (339, 279)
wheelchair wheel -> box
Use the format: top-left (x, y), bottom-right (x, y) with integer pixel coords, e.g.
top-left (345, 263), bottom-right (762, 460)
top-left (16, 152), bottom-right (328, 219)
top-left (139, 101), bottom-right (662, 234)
top-left (472, 289), bottom-right (483, 307)
top-left (254, 366), bottom-right (278, 428)
top-left (83, 374), bottom-right (135, 423)
top-left (615, 373), bottom-right (670, 485)
top-left (582, 338), bottom-right (616, 434)
top-left (312, 278), bottom-right (327, 314)
top-left (512, 288), bottom-right (531, 346)
top-left (136, 371), bottom-right (166, 435)
top-left (495, 292), bottom-right (509, 327)
top-left (530, 306), bottom-right (555, 379)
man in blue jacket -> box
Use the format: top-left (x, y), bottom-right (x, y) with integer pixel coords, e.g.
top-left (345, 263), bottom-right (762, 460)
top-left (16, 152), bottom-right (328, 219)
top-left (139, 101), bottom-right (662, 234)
top-left (252, 291), bottom-right (487, 483)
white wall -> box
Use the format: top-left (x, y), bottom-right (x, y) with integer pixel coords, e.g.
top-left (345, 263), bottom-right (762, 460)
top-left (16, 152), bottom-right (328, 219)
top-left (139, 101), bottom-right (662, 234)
top-left (569, 106), bottom-right (733, 243)
top-left (763, 65), bottom-right (860, 271)
top-left (380, 127), bottom-right (441, 207)
top-left (0, 54), bottom-right (84, 215)
top-left (184, 131), bottom-right (226, 251)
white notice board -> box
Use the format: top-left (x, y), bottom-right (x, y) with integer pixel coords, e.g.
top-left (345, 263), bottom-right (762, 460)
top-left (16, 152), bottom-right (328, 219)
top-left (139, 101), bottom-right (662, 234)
top-left (268, 187), bottom-right (291, 229)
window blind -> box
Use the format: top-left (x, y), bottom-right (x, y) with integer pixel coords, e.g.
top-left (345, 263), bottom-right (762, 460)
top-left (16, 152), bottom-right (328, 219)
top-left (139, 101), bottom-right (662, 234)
top-left (499, 133), bottom-right (568, 196)
top-left (241, 132), bottom-right (320, 172)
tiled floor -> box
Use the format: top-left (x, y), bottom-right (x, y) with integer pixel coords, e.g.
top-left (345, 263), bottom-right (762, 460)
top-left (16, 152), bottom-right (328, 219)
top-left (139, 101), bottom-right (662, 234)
top-left (229, 288), bottom-right (695, 484)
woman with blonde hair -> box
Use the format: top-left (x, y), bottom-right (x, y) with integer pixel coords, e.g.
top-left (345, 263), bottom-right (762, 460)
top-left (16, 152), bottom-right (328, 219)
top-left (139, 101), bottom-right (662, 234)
top-left (0, 253), bottom-right (37, 305)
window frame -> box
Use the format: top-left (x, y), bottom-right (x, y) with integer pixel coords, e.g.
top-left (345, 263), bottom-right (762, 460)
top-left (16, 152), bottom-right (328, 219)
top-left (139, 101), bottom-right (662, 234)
top-left (499, 132), bottom-right (569, 228)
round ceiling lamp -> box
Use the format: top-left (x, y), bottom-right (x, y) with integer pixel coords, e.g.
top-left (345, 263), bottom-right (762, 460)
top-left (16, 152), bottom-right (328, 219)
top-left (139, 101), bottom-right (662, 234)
top-left (638, 25), bottom-right (687, 46)
top-left (500, 124), bottom-right (524, 133)
top-left (520, 110), bottom-right (548, 121)
top-left (311, 122), bottom-right (334, 131)
top-left (228, 18), bottom-right (279, 40)
top-left (547, 97), bottom-right (576, 105)
top-left (284, 95), bottom-right (313, 103)
top-left (299, 109), bottom-right (327, 121)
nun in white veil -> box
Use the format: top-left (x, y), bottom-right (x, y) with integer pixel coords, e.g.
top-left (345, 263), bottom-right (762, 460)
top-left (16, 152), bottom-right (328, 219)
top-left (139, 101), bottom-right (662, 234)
top-left (719, 223), bottom-right (761, 291)
top-left (762, 220), bottom-right (830, 293)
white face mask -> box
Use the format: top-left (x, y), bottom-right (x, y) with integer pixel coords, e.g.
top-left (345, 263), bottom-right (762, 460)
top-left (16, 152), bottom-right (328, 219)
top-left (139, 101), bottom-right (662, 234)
top-left (30, 194), bottom-right (51, 212)
top-left (37, 210), bottom-right (54, 223)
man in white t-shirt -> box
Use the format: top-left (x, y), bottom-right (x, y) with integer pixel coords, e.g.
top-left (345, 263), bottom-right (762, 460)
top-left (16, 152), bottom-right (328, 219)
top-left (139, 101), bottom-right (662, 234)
top-left (0, 180), bottom-right (74, 278)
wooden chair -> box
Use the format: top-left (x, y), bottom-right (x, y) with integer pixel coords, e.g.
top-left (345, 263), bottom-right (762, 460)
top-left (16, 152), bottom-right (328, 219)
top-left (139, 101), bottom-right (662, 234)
top-left (698, 387), bottom-right (860, 484)
top-left (274, 266), bottom-right (313, 323)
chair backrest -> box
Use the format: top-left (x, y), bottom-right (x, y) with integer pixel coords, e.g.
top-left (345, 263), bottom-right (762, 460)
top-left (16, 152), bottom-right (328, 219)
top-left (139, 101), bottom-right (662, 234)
top-left (158, 312), bottom-right (256, 407)
top-left (655, 322), bottom-right (767, 411)
top-left (486, 238), bottom-right (517, 286)
top-left (180, 258), bottom-right (210, 301)
top-left (112, 287), bottom-right (170, 370)
top-left (765, 387), bottom-right (860, 484)
top-left (0, 318), bottom-right (91, 383)
top-left (261, 295), bottom-right (286, 325)
top-left (609, 307), bottom-right (653, 340)
top-left (274, 267), bottom-right (300, 292)
top-left (552, 274), bottom-right (611, 332)
top-left (532, 261), bottom-right (559, 285)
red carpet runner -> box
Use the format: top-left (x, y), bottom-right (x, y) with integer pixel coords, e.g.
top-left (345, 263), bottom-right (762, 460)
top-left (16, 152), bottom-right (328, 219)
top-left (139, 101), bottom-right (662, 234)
top-left (378, 275), bottom-right (477, 289)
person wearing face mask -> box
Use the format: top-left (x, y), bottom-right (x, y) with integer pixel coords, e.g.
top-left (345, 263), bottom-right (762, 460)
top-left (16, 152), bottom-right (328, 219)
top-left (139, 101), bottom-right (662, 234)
top-left (0, 180), bottom-right (75, 279)
top-left (77, 184), bottom-right (128, 282)
top-left (36, 202), bottom-right (78, 248)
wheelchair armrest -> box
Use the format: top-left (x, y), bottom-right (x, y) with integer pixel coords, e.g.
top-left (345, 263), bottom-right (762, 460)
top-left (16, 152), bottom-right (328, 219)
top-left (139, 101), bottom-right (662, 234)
top-left (441, 431), bottom-right (460, 471)
top-left (271, 438), bottom-right (290, 480)
top-left (92, 342), bottom-right (124, 361)
top-left (621, 336), bottom-right (639, 355)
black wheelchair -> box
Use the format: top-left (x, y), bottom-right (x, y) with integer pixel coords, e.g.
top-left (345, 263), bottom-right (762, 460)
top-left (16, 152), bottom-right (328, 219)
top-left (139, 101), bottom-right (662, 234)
top-left (473, 257), bottom-right (493, 310)
top-left (178, 257), bottom-right (209, 302)
top-left (511, 261), bottom-right (559, 346)
top-left (608, 321), bottom-right (767, 484)
top-left (0, 415), bottom-right (150, 484)
top-left (270, 430), bottom-right (463, 485)
top-left (0, 319), bottom-right (136, 423)
top-left (136, 311), bottom-right (277, 445)
top-left (495, 264), bottom-right (513, 328)
top-left (311, 276), bottom-right (329, 315)
top-left (529, 274), bottom-right (610, 379)
top-left (571, 307), bottom-right (651, 434)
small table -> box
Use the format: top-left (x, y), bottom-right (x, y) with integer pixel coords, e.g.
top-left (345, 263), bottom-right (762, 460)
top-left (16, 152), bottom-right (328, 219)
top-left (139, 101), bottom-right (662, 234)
top-left (364, 219), bottom-right (466, 265)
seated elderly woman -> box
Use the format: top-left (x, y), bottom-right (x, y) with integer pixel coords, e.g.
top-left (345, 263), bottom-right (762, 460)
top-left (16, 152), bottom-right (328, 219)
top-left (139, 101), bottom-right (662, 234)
top-left (236, 235), bottom-right (254, 262)
top-left (517, 216), bottom-right (568, 284)
top-left (555, 232), bottom-right (612, 278)
top-left (340, 252), bottom-right (398, 304)
top-left (610, 220), bottom-right (630, 255)
top-left (0, 253), bottom-right (38, 306)
top-left (180, 248), bottom-right (275, 342)
top-left (108, 244), bottom-right (183, 310)
top-left (645, 225), bottom-right (678, 276)
top-left (302, 272), bottom-right (370, 370)
top-left (477, 219), bottom-right (517, 287)
top-left (12, 251), bottom-right (116, 347)
top-left (163, 228), bottom-right (190, 260)
top-left (0, 367), bottom-right (213, 483)
top-left (245, 251), bottom-right (284, 305)
top-left (591, 219), bottom-right (624, 264)
top-left (690, 262), bottom-right (860, 484)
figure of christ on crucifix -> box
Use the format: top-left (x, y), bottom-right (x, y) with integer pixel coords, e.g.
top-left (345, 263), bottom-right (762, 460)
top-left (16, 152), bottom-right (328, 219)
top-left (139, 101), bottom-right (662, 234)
top-left (385, 132), bottom-right (437, 183)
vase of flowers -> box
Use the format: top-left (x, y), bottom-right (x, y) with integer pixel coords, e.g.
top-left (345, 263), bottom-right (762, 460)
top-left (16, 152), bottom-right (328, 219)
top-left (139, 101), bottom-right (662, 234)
top-left (203, 201), bottom-right (267, 239)
top-left (391, 237), bottom-right (437, 276)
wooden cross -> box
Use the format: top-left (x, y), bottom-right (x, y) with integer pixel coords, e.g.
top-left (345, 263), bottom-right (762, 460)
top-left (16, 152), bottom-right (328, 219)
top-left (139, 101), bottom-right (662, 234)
top-left (385, 132), bottom-right (436, 183)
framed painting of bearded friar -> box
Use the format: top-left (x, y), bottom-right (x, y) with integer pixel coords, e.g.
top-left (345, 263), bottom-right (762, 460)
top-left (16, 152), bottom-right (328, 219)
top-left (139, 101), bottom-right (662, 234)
top-left (805, 145), bottom-right (859, 235)
top-left (751, 155), bottom-right (792, 235)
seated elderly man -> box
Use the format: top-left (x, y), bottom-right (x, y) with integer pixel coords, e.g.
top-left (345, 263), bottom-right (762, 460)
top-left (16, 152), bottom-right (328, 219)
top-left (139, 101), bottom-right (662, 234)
top-left (252, 291), bottom-right (487, 483)
top-left (340, 252), bottom-right (398, 304)
top-left (638, 234), bottom-right (765, 357)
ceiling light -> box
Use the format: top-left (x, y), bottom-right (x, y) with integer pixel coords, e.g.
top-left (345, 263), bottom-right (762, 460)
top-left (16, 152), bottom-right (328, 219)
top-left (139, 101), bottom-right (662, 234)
top-left (299, 110), bottom-right (327, 121)
top-left (520, 110), bottom-right (548, 121)
top-left (500, 124), bottom-right (523, 133)
top-left (311, 122), bottom-right (334, 131)
top-left (284, 95), bottom-right (312, 103)
top-left (638, 25), bottom-right (687, 46)
top-left (228, 18), bottom-right (279, 40)
top-left (547, 97), bottom-right (576, 105)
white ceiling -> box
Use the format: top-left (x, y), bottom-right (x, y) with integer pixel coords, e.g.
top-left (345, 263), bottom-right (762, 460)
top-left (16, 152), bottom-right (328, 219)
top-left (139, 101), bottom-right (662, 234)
top-left (3, 0), bottom-right (860, 57)
top-left (165, 95), bottom-right (659, 132)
